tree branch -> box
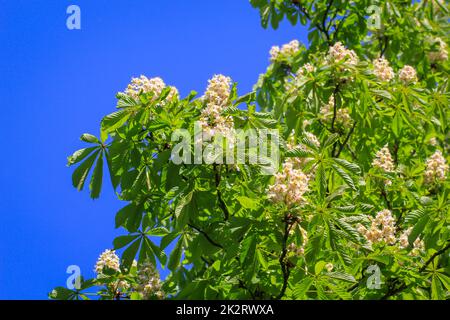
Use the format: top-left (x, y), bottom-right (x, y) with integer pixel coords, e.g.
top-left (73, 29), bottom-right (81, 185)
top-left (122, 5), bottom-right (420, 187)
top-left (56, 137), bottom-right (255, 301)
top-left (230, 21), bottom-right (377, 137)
top-left (275, 213), bottom-right (296, 299)
top-left (381, 241), bottom-right (450, 299)
top-left (334, 120), bottom-right (357, 158)
top-left (188, 223), bottom-right (224, 249)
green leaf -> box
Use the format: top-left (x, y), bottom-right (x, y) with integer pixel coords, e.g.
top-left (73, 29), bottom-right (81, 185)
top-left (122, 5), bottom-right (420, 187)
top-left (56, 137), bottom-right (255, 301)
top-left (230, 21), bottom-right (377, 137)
top-left (146, 227), bottom-right (170, 236)
top-left (101, 109), bottom-right (131, 134)
top-left (404, 209), bottom-right (426, 225)
top-left (315, 261), bottom-right (327, 275)
top-left (168, 238), bottom-right (183, 271)
top-left (49, 287), bottom-right (76, 300)
top-left (175, 191), bottom-right (194, 230)
top-left (326, 271), bottom-right (356, 283)
top-left (392, 112), bottom-right (402, 138)
top-left (72, 150), bottom-right (100, 191)
top-left (115, 203), bottom-right (142, 232)
top-left (323, 133), bottom-right (339, 149)
top-left (89, 151), bottom-right (104, 199)
top-left (332, 164), bottom-right (357, 190)
top-left (285, 148), bottom-right (314, 158)
top-left (161, 232), bottom-right (179, 250)
top-left (235, 196), bottom-right (260, 210)
top-left (316, 164), bottom-right (326, 199)
top-left (121, 238), bottom-right (141, 273)
top-left (408, 215), bottom-right (429, 246)
top-left (256, 249), bottom-right (268, 269)
top-left (67, 147), bottom-right (98, 166)
top-left (333, 158), bottom-right (361, 174)
top-left (431, 275), bottom-right (445, 300)
top-left (113, 235), bottom-right (139, 250)
top-left (80, 133), bottom-right (100, 144)
top-left (240, 234), bottom-right (257, 266)
top-left (293, 277), bottom-right (314, 299)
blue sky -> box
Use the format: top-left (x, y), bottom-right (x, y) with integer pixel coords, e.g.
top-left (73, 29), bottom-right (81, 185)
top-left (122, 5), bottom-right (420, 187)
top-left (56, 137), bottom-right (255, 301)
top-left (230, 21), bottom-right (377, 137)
top-left (0, 0), bottom-right (307, 299)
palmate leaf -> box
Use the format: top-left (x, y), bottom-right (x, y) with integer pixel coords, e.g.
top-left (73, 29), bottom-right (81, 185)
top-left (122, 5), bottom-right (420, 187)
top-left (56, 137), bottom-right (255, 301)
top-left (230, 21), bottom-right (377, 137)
top-left (72, 150), bottom-right (100, 191)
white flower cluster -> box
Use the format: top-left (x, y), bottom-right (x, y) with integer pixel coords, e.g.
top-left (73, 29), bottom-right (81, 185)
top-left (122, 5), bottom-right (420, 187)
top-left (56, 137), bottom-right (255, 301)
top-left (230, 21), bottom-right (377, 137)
top-left (357, 209), bottom-right (396, 245)
top-left (373, 57), bottom-right (395, 82)
top-left (122, 75), bottom-right (178, 102)
top-left (269, 40), bottom-right (300, 62)
top-left (398, 65), bottom-right (418, 84)
top-left (326, 42), bottom-right (358, 66)
top-left (428, 37), bottom-right (448, 62)
top-left (320, 95), bottom-right (351, 126)
top-left (398, 227), bottom-right (425, 256)
top-left (296, 63), bottom-right (316, 77)
top-left (115, 279), bottom-right (131, 292)
top-left (268, 161), bottom-right (310, 207)
top-left (135, 261), bottom-right (164, 300)
top-left (372, 144), bottom-right (395, 172)
top-left (424, 150), bottom-right (448, 184)
top-left (199, 74), bottom-right (235, 140)
top-left (94, 249), bottom-right (120, 275)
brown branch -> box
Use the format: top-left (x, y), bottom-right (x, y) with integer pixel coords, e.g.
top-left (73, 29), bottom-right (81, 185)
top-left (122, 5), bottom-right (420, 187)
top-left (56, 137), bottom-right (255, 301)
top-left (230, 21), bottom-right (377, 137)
top-left (275, 214), bottom-right (296, 299)
top-left (188, 223), bottom-right (224, 249)
top-left (334, 121), bottom-right (357, 158)
top-left (381, 241), bottom-right (450, 299)
top-left (419, 242), bottom-right (450, 273)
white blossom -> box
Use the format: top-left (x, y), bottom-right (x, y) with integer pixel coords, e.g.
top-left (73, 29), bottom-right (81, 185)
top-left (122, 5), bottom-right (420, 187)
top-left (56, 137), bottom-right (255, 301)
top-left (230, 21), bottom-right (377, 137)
top-left (357, 209), bottom-right (397, 245)
top-left (398, 65), bottom-right (418, 84)
top-left (122, 75), bottom-right (178, 102)
top-left (296, 63), bottom-right (316, 77)
top-left (94, 249), bottom-right (120, 275)
top-left (199, 74), bottom-right (235, 141)
top-left (372, 144), bottom-right (395, 172)
top-left (268, 161), bottom-right (310, 207)
top-left (424, 150), bottom-right (448, 184)
top-left (326, 42), bottom-right (358, 66)
top-left (270, 40), bottom-right (300, 62)
top-left (135, 261), bottom-right (164, 300)
top-left (373, 57), bottom-right (394, 82)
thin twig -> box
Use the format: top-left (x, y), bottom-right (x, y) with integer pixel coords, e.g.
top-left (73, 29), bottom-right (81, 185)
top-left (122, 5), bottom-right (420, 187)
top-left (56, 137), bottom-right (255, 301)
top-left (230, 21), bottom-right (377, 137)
top-left (188, 223), bottom-right (224, 249)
